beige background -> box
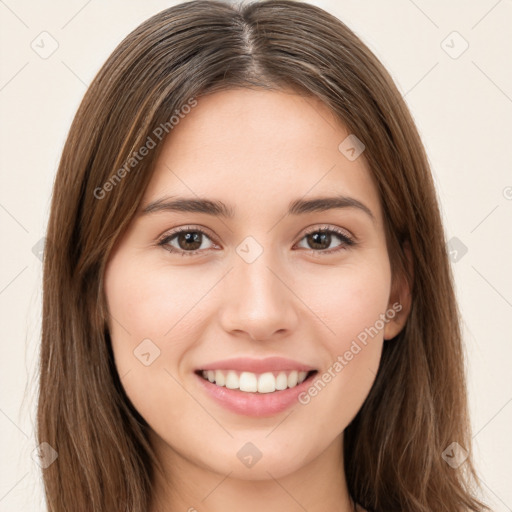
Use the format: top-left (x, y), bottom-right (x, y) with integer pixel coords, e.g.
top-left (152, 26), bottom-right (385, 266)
top-left (0, 0), bottom-right (511, 510)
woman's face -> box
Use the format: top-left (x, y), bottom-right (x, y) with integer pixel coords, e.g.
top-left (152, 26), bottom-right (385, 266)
top-left (104, 88), bottom-right (409, 483)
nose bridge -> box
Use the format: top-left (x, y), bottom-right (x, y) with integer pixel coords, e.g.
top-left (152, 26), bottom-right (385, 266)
top-left (219, 242), bottom-right (298, 340)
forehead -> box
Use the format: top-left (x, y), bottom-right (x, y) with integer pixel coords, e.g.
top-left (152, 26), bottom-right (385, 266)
top-left (142, 88), bottom-right (382, 224)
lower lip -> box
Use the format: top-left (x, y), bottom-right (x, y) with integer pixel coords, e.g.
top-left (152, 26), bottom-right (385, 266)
top-left (194, 371), bottom-right (317, 417)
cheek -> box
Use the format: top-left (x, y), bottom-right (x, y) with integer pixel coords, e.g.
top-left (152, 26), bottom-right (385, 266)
top-left (103, 255), bottom-right (211, 431)
top-left (295, 259), bottom-right (391, 422)
top-left (104, 254), bottom-right (215, 357)
top-left (305, 257), bottom-right (391, 349)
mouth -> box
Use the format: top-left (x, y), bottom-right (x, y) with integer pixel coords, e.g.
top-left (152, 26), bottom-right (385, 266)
top-left (195, 369), bottom-right (318, 394)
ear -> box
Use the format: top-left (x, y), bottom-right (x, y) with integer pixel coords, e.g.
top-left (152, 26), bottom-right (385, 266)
top-left (383, 241), bottom-right (414, 340)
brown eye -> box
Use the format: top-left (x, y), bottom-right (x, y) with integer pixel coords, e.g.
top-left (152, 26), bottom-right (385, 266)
top-left (296, 227), bottom-right (355, 253)
top-left (175, 231), bottom-right (203, 251)
top-left (305, 231), bottom-right (332, 250)
top-left (159, 227), bottom-right (216, 256)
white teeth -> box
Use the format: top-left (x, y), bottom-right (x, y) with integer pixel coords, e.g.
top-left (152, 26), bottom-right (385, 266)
top-left (225, 370), bottom-right (239, 389)
top-left (200, 369), bottom-right (311, 393)
top-left (288, 370), bottom-right (298, 388)
top-left (214, 370), bottom-right (225, 386)
top-left (275, 372), bottom-right (288, 390)
top-left (239, 372), bottom-right (258, 392)
top-left (257, 372), bottom-right (276, 393)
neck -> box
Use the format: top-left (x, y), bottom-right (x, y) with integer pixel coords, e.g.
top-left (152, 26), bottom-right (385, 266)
top-left (148, 432), bottom-right (356, 512)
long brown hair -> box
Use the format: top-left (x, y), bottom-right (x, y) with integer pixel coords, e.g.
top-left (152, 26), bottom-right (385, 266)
top-left (38, 1), bottom-right (491, 510)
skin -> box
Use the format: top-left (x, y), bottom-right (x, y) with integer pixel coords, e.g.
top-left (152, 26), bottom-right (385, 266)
top-left (103, 88), bottom-right (412, 512)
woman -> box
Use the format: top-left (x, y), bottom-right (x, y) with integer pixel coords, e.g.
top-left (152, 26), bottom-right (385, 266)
top-left (37, 1), bottom-right (491, 511)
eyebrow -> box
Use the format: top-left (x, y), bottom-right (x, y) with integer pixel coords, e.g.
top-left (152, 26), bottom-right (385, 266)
top-left (140, 194), bottom-right (375, 222)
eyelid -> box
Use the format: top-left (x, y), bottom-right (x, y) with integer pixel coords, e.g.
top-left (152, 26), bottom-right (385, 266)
top-left (298, 224), bottom-right (355, 243)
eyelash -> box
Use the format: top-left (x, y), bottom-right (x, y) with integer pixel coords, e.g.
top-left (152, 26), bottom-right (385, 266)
top-left (157, 224), bottom-right (356, 257)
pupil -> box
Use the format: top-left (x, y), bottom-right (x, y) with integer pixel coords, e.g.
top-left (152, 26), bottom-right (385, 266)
top-left (179, 232), bottom-right (201, 250)
top-left (308, 232), bottom-right (330, 250)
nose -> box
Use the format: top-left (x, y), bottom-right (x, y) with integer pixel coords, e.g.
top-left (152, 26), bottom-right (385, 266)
top-left (218, 254), bottom-right (299, 342)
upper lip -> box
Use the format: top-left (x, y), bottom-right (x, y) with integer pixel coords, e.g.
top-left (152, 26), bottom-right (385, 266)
top-left (197, 357), bottom-right (316, 373)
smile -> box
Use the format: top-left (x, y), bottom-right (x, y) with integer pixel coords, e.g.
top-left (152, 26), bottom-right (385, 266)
top-left (197, 369), bottom-right (315, 393)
